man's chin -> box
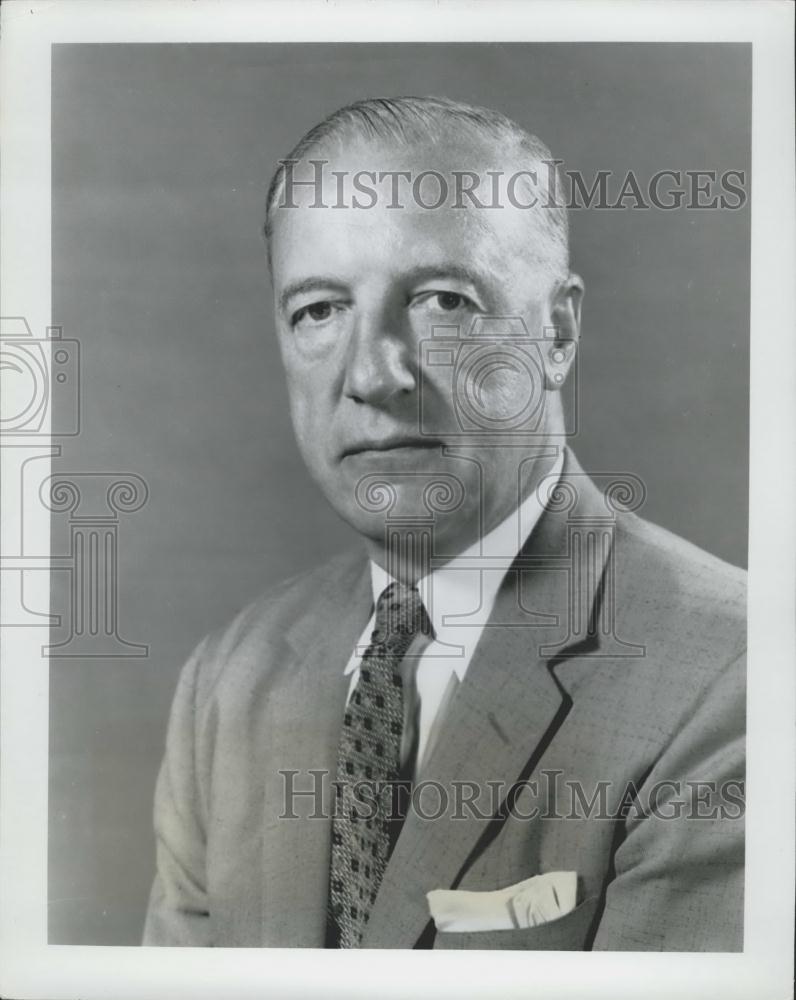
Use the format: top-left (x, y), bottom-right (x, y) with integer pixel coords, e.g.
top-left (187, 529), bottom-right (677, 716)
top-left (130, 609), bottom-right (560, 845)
top-left (333, 474), bottom-right (464, 521)
top-left (327, 488), bottom-right (479, 562)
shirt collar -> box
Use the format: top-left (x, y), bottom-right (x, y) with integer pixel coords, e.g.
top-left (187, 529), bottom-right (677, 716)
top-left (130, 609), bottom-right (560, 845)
top-left (358, 451), bottom-right (564, 680)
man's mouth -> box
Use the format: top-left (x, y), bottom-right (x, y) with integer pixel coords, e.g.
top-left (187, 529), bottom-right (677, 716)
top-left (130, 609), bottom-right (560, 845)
top-left (342, 436), bottom-right (444, 458)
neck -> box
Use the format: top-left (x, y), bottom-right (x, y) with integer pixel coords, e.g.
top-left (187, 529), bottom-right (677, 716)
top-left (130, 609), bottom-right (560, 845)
top-left (363, 444), bottom-right (564, 584)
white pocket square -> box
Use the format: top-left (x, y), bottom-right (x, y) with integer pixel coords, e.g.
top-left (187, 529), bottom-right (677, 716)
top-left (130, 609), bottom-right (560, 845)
top-left (426, 871), bottom-right (578, 932)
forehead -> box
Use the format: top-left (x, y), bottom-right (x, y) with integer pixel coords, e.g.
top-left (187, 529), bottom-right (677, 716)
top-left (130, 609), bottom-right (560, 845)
top-left (269, 132), bottom-right (553, 288)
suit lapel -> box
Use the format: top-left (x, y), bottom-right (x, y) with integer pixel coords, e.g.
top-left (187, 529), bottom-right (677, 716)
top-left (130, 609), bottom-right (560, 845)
top-left (361, 452), bottom-right (613, 948)
top-left (259, 553), bottom-right (372, 947)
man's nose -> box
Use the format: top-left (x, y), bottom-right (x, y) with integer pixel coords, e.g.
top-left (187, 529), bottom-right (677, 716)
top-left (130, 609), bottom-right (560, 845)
top-left (342, 305), bottom-right (416, 406)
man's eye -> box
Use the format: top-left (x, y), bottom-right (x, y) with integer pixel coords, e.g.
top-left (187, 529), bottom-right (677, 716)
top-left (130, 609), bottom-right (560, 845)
top-left (292, 301), bottom-right (335, 326)
top-left (434, 292), bottom-right (467, 311)
top-left (419, 291), bottom-right (477, 314)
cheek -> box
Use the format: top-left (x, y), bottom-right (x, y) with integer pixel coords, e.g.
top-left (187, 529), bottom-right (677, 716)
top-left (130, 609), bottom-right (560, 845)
top-left (280, 355), bottom-right (340, 471)
top-left (279, 322), bottom-right (347, 399)
top-left (293, 314), bottom-right (350, 361)
top-left (281, 361), bottom-right (319, 439)
top-left (487, 357), bottom-right (546, 422)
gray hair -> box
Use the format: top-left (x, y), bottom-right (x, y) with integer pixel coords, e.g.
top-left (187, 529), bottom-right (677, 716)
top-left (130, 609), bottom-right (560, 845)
top-left (264, 95), bottom-right (569, 280)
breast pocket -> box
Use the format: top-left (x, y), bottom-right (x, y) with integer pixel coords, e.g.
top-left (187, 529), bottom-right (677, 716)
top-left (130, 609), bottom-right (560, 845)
top-left (432, 895), bottom-right (602, 951)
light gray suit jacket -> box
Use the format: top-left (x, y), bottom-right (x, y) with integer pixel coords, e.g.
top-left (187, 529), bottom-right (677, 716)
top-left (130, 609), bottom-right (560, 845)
top-left (143, 453), bottom-right (746, 950)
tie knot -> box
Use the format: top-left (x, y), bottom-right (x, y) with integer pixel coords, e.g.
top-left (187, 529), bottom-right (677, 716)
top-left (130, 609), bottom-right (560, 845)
top-left (372, 582), bottom-right (432, 646)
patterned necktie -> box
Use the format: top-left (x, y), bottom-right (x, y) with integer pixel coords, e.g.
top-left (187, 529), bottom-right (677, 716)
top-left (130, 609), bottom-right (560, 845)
top-left (327, 581), bottom-right (432, 948)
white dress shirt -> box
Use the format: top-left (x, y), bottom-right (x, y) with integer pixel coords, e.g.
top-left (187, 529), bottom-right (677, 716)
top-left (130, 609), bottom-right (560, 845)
top-left (343, 452), bottom-right (563, 779)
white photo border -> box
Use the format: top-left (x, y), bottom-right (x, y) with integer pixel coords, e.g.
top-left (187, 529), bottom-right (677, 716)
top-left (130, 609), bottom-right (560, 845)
top-left (1, 2), bottom-right (794, 999)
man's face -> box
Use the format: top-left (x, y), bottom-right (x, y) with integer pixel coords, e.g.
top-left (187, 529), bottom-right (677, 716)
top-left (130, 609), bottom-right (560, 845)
top-left (270, 133), bottom-right (580, 567)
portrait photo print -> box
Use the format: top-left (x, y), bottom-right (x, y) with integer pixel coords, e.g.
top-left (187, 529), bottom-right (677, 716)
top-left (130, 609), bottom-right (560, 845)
top-left (41, 39), bottom-right (754, 955)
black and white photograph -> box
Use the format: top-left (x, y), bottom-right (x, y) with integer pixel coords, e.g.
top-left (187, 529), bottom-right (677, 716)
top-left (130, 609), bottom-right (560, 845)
top-left (0, 2), bottom-right (793, 999)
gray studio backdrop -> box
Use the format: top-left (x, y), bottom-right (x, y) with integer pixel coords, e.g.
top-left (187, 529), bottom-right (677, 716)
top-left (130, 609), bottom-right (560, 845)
top-left (49, 43), bottom-right (750, 944)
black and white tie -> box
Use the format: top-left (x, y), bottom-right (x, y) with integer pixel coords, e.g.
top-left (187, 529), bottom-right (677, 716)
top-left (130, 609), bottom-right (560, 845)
top-left (327, 581), bottom-right (432, 948)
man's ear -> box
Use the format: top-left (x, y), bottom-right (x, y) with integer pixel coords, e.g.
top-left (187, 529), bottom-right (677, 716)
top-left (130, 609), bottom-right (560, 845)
top-left (544, 273), bottom-right (584, 391)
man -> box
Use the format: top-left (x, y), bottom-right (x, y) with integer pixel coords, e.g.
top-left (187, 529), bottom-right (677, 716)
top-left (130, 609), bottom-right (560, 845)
top-left (143, 97), bottom-right (745, 950)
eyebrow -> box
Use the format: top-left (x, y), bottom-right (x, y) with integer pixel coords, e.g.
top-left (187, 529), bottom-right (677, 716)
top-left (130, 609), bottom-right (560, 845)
top-left (278, 263), bottom-right (490, 313)
top-left (279, 277), bottom-right (350, 313)
top-left (401, 263), bottom-right (486, 291)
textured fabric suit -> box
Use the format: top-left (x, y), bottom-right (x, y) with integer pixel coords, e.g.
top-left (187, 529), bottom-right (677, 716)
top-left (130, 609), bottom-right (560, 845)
top-left (143, 452), bottom-right (746, 950)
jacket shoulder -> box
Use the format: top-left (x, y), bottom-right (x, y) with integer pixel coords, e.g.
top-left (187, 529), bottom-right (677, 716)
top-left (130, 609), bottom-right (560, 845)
top-left (185, 547), bottom-right (368, 703)
top-left (617, 511), bottom-right (746, 656)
